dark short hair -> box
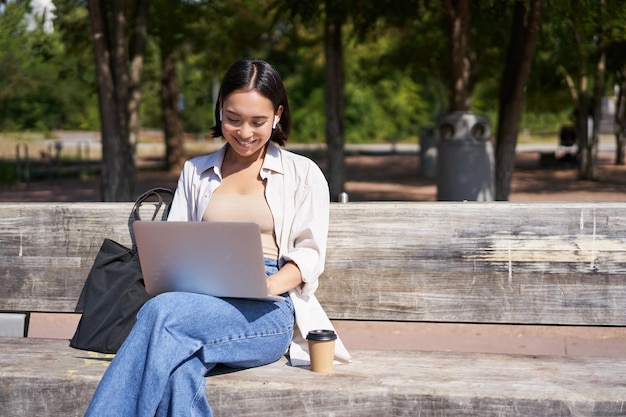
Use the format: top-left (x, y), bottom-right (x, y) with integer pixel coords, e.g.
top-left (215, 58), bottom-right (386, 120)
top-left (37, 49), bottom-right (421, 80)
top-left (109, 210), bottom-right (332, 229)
top-left (212, 59), bottom-right (291, 146)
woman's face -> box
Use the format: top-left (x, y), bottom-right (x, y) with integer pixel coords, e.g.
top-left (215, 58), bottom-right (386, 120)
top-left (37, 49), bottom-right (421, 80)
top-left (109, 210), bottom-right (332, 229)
top-left (220, 89), bottom-right (282, 159)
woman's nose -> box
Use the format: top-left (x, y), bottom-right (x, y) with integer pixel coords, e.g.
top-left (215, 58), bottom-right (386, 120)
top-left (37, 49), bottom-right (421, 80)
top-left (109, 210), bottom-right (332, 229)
top-left (239, 123), bottom-right (254, 138)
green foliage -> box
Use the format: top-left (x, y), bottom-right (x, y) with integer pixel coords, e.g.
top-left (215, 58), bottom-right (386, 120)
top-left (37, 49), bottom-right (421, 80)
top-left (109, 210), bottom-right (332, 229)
top-left (535, 0), bottom-right (626, 109)
top-left (177, 57), bottom-right (218, 134)
top-left (3, 0), bottom-right (624, 145)
top-left (522, 109), bottom-right (572, 134)
top-left (289, 87), bottom-right (325, 143)
top-left (138, 37), bottom-right (164, 129)
top-left (343, 26), bottom-right (435, 143)
top-left (0, 0), bottom-right (98, 132)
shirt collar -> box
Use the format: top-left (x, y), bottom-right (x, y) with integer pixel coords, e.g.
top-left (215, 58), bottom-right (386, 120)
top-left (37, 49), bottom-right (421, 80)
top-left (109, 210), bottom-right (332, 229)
top-left (196, 141), bottom-right (284, 178)
top-left (261, 141), bottom-right (283, 178)
top-left (197, 145), bottom-right (227, 176)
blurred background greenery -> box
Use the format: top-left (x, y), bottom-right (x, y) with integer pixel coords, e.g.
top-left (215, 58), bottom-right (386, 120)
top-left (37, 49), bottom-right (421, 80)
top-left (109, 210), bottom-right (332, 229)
top-left (2, 0), bottom-right (620, 145)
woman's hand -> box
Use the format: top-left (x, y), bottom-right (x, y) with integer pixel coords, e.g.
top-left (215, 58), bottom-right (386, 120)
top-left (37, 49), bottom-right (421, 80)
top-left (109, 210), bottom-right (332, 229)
top-left (267, 261), bottom-right (303, 295)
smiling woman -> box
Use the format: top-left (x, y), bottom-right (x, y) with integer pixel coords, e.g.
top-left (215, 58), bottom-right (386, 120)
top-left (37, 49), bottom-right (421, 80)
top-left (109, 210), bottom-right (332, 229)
top-left (83, 58), bottom-right (350, 417)
top-left (211, 59), bottom-right (291, 147)
top-left (220, 90), bottom-right (282, 161)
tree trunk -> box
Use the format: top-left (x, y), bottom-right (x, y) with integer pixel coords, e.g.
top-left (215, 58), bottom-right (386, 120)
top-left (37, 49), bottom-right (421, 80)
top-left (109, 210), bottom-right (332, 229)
top-left (112, 0), bottom-right (129, 141)
top-left (580, 48), bottom-right (605, 180)
top-left (110, 0), bottom-right (135, 199)
top-left (128, 0), bottom-right (149, 153)
top-left (575, 80), bottom-right (590, 173)
top-left (87, 0), bottom-right (138, 201)
top-left (443, 0), bottom-right (471, 112)
top-left (324, 0), bottom-right (345, 201)
top-left (495, 0), bottom-right (542, 200)
top-left (88, 0), bottom-right (128, 201)
top-left (578, 0), bottom-right (605, 180)
top-left (616, 79), bottom-right (626, 165)
top-left (160, 47), bottom-right (186, 172)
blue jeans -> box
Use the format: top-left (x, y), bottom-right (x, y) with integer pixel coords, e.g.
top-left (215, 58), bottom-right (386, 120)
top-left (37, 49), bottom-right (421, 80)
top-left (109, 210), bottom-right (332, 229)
top-left (84, 258), bottom-right (294, 417)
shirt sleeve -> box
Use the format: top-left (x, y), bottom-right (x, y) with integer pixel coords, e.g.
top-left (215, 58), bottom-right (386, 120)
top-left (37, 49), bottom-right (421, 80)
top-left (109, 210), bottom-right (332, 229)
top-left (167, 161), bottom-right (194, 222)
top-left (282, 162), bottom-right (330, 297)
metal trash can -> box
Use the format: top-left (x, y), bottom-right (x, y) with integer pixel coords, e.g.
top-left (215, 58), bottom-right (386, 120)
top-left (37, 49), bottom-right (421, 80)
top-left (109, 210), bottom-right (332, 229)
top-left (419, 126), bottom-right (438, 179)
top-left (436, 112), bottom-right (494, 201)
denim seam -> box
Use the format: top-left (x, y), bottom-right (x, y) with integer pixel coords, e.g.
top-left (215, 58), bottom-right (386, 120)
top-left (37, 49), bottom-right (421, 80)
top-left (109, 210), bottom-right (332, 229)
top-left (208, 325), bottom-right (293, 347)
top-left (190, 369), bottom-right (207, 416)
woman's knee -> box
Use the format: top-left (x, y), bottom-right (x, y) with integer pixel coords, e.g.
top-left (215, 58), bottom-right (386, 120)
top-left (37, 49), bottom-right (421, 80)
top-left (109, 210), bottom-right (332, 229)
top-left (138, 292), bottom-right (182, 321)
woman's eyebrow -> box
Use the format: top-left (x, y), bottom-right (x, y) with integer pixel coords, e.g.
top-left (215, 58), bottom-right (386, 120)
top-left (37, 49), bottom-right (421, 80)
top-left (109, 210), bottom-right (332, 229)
top-left (224, 110), bottom-right (269, 120)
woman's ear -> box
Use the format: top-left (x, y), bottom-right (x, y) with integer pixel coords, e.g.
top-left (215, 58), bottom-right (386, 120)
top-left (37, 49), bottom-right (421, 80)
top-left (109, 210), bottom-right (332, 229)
top-left (273, 105), bottom-right (284, 129)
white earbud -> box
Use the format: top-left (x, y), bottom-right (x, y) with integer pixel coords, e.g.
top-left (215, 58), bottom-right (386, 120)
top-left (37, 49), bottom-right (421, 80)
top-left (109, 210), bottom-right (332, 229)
top-left (219, 109), bottom-right (223, 121)
top-left (273, 115), bottom-right (279, 129)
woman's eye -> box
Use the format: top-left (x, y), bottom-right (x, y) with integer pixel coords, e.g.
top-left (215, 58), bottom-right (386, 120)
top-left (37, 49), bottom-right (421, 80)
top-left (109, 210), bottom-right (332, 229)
top-left (224, 118), bottom-right (267, 128)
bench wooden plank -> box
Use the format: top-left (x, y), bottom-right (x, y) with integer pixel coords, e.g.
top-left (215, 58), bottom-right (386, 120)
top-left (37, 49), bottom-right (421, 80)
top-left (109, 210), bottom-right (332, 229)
top-left (1, 338), bottom-right (625, 417)
top-left (319, 202), bottom-right (626, 325)
top-left (2, 202), bottom-right (626, 327)
top-left (0, 203), bottom-right (148, 312)
top-left (2, 202), bottom-right (626, 417)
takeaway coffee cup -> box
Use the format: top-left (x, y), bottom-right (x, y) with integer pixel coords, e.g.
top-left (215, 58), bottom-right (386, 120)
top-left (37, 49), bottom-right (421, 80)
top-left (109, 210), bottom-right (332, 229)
top-left (306, 329), bottom-right (337, 373)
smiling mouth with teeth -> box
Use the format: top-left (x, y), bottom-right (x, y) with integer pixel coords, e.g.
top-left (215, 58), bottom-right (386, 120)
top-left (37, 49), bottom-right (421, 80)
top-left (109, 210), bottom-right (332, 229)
top-left (237, 139), bottom-right (255, 145)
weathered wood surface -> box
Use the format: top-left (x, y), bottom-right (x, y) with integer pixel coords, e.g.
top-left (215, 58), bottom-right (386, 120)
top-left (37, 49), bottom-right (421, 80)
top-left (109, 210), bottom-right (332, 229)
top-left (0, 202), bottom-right (164, 313)
top-left (319, 202), bottom-right (626, 325)
top-left (0, 203), bottom-right (136, 313)
top-left (1, 337), bottom-right (625, 417)
top-left (2, 202), bottom-right (626, 417)
top-left (2, 202), bottom-right (626, 326)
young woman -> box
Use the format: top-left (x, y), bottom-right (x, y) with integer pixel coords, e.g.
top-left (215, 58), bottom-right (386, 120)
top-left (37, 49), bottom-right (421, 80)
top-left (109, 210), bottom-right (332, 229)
top-left (84, 59), bottom-right (350, 417)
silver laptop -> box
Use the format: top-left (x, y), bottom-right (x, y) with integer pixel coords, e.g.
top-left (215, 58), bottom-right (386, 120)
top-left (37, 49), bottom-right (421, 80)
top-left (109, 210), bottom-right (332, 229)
top-left (133, 221), bottom-right (284, 302)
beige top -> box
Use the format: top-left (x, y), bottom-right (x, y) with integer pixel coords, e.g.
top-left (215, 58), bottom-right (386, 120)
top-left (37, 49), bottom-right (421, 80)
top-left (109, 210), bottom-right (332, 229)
top-left (202, 194), bottom-right (279, 260)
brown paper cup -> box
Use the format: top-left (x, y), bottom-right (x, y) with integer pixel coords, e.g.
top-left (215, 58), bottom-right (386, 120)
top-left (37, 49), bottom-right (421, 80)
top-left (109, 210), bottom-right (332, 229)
top-left (306, 329), bottom-right (337, 373)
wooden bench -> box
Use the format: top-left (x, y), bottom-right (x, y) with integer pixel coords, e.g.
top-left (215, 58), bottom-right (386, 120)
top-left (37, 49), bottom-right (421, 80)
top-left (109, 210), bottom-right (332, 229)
top-left (1, 201), bottom-right (626, 416)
